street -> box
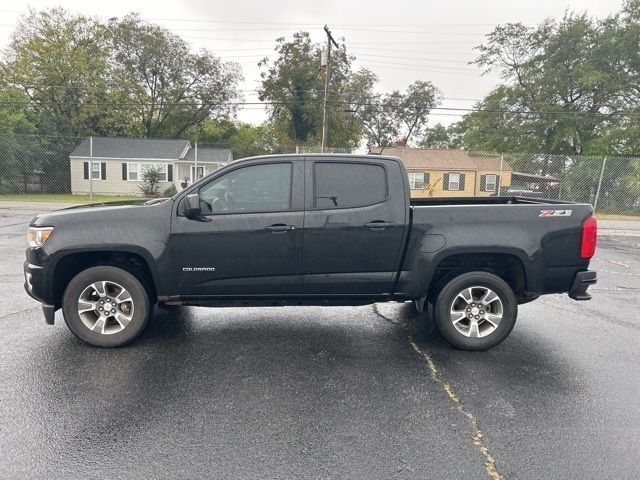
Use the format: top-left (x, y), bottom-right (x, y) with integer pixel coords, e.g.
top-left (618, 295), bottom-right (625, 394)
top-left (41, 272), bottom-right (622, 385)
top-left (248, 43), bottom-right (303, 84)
top-left (1, 215), bottom-right (639, 479)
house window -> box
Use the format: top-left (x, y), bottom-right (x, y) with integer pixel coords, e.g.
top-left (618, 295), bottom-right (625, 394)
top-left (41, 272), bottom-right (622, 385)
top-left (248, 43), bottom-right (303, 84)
top-left (485, 174), bottom-right (497, 192)
top-left (191, 166), bottom-right (205, 181)
top-left (127, 163), bottom-right (168, 181)
top-left (91, 162), bottom-right (101, 180)
top-left (127, 163), bottom-right (139, 181)
top-left (448, 173), bottom-right (461, 191)
top-left (408, 172), bottom-right (426, 190)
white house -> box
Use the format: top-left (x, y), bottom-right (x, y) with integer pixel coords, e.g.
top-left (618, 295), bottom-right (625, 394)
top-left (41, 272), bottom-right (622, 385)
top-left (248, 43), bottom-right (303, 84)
top-left (70, 137), bottom-right (233, 196)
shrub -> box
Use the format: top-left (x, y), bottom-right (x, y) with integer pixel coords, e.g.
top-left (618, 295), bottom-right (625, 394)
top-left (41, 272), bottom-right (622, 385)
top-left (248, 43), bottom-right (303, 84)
top-left (163, 184), bottom-right (177, 197)
top-left (139, 166), bottom-right (162, 197)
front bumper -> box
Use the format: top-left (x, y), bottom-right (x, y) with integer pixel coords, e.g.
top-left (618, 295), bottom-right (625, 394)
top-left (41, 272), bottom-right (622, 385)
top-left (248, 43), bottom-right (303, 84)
top-left (568, 270), bottom-right (597, 300)
top-left (24, 260), bottom-right (56, 324)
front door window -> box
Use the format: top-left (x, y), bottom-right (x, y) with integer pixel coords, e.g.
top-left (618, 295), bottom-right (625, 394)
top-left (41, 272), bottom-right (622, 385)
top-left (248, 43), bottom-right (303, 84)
top-left (198, 163), bottom-right (292, 214)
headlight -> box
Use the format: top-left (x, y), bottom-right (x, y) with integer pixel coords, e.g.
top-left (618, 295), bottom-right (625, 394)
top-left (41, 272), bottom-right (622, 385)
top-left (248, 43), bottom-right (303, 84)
top-left (27, 227), bottom-right (54, 248)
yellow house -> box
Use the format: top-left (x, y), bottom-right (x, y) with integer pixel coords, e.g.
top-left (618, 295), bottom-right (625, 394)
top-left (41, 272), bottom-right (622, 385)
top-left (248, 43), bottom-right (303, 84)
top-left (369, 147), bottom-right (512, 198)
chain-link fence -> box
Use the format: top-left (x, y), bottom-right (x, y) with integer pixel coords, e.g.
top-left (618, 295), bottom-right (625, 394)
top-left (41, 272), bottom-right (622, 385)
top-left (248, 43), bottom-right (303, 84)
top-left (0, 133), bottom-right (638, 220)
top-left (0, 134), bottom-right (358, 216)
top-left (373, 146), bottom-right (640, 218)
top-left (496, 153), bottom-right (639, 217)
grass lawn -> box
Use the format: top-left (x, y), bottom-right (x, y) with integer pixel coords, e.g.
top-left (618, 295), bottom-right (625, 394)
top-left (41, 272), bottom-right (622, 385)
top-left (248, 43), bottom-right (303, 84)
top-left (595, 213), bottom-right (640, 221)
top-left (0, 193), bottom-right (142, 203)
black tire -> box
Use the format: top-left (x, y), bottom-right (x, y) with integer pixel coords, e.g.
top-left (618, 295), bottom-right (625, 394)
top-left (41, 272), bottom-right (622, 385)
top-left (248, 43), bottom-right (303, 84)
top-left (433, 271), bottom-right (517, 351)
top-left (62, 266), bottom-right (151, 347)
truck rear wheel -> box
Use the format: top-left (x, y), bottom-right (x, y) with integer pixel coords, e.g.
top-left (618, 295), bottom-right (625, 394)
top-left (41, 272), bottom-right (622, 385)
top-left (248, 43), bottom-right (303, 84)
top-left (433, 271), bottom-right (517, 350)
top-left (62, 266), bottom-right (150, 347)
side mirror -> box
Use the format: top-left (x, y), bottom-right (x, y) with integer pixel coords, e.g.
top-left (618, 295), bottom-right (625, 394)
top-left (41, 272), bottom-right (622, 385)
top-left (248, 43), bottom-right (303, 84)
top-left (183, 193), bottom-right (201, 217)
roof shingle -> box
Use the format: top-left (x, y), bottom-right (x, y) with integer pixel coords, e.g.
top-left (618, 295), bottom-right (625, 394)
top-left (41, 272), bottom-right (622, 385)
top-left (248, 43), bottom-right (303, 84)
top-left (183, 147), bottom-right (233, 164)
top-left (369, 146), bottom-right (512, 172)
top-left (70, 137), bottom-right (191, 160)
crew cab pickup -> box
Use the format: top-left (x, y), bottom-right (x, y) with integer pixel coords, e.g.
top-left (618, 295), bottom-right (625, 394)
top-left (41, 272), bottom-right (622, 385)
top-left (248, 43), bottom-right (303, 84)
top-left (24, 154), bottom-right (597, 350)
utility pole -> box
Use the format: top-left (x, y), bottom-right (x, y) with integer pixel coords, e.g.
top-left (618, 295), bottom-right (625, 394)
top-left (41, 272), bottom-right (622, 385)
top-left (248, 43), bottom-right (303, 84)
top-left (498, 152), bottom-right (504, 196)
top-left (194, 142), bottom-right (198, 182)
top-left (89, 136), bottom-right (93, 203)
top-left (321, 25), bottom-right (339, 152)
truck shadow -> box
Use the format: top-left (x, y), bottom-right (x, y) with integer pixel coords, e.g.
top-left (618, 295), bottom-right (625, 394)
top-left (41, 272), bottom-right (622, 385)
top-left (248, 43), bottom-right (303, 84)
top-left (26, 305), bottom-right (441, 463)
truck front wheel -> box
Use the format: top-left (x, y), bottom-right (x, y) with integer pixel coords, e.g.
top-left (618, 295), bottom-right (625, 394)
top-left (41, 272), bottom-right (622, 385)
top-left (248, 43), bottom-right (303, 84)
top-left (62, 266), bottom-right (150, 347)
top-left (433, 271), bottom-right (517, 351)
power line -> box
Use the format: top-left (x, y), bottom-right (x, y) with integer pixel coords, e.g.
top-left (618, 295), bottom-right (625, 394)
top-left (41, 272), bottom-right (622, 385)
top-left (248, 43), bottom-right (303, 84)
top-left (350, 47), bottom-right (475, 56)
top-left (354, 59), bottom-right (479, 71)
top-left (0, 10), bottom-right (502, 28)
top-left (351, 62), bottom-right (493, 77)
top-left (151, 18), bottom-right (502, 28)
top-left (4, 86), bottom-right (601, 110)
top-left (0, 98), bottom-right (628, 118)
top-left (354, 54), bottom-right (473, 64)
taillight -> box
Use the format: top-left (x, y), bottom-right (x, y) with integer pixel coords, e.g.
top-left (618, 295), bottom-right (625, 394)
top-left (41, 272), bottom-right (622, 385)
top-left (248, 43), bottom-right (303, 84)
top-left (580, 216), bottom-right (597, 259)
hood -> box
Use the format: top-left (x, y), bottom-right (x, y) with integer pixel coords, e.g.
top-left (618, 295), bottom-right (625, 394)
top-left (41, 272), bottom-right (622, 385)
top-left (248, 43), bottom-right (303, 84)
top-left (30, 197), bottom-right (173, 226)
top-left (61, 197), bottom-right (169, 210)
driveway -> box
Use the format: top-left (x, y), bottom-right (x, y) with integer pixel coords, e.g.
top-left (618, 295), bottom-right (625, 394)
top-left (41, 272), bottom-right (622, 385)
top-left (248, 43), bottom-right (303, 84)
top-left (1, 216), bottom-right (639, 479)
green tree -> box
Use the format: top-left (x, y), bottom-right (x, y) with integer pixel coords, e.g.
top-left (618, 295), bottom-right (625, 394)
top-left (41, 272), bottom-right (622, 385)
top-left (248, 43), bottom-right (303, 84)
top-left (623, 159), bottom-right (640, 198)
top-left (195, 119), bottom-right (290, 158)
top-left (0, 8), bottom-right (110, 136)
top-left (357, 91), bottom-right (400, 148)
top-left (0, 9), bottom-right (243, 139)
top-left (358, 81), bottom-right (442, 147)
top-left (457, 10), bottom-right (627, 157)
top-left (108, 14), bottom-right (243, 138)
top-left (258, 32), bottom-right (372, 148)
top-left (419, 123), bottom-right (461, 148)
top-left (0, 89), bottom-right (36, 134)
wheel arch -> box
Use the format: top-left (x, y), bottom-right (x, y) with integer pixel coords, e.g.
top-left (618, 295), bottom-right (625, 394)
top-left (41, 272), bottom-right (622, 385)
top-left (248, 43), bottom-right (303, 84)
top-left (49, 246), bottom-right (158, 308)
top-left (424, 249), bottom-right (530, 303)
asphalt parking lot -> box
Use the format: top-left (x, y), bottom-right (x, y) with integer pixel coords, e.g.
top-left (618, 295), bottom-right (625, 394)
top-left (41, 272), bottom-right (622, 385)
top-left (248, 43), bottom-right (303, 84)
top-left (1, 214), bottom-right (639, 479)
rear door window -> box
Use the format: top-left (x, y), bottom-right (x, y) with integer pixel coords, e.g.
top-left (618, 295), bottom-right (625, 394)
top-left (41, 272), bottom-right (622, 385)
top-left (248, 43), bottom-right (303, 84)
top-left (314, 162), bottom-right (387, 209)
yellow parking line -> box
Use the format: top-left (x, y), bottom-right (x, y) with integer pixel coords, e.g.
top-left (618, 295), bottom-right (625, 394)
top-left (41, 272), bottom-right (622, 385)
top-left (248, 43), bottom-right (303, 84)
top-left (372, 304), bottom-right (503, 480)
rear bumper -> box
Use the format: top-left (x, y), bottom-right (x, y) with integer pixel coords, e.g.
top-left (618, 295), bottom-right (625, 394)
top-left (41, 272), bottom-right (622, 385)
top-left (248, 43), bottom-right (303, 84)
top-left (568, 270), bottom-right (597, 300)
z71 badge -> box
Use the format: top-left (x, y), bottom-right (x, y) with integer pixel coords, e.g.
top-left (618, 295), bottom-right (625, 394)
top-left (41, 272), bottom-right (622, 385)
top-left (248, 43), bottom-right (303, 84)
top-left (539, 209), bottom-right (572, 217)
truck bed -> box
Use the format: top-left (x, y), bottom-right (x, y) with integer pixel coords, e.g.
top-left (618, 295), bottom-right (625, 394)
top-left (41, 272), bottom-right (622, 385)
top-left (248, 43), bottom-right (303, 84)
top-left (410, 195), bottom-right (572, 207)
top-left (396, 197), bottom-right (593, 301)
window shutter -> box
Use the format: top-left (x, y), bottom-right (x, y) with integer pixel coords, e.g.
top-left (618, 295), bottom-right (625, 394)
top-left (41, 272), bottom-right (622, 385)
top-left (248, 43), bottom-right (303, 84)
top-left (480, 175), bottom-right (486, 192)
top-left (101, 162), bottom-right (106, 180)
top-left (443, 173), bottom-right (450, 191)
top-left (168, 164), bottom-right (173, 182)
top-left (424, 172), bottom-right (430, 186)
top-left (459, 174), bottom-right (465, 191)
top-left (122, 163), bottom-right (127, 180)
top-left (496, 175), bottom-right (501, 193)
top-left (83, 162), bottom-right (89, 180)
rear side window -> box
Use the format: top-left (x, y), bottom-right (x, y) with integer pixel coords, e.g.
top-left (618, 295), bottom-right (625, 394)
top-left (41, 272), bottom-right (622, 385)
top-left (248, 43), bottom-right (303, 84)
top-left (314, 162), bottom-right (387, 209)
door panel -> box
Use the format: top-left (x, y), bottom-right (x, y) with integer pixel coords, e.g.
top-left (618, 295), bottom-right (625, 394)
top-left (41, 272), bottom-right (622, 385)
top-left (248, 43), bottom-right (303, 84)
top-left (171, 160), bottom-right (304, 297)
top-left (302, 159), bottom-right (407, 295)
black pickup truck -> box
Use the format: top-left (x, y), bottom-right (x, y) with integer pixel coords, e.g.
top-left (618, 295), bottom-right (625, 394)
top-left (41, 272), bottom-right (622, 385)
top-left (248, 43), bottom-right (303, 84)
top-left (24, 154), bottom-right (597, 350)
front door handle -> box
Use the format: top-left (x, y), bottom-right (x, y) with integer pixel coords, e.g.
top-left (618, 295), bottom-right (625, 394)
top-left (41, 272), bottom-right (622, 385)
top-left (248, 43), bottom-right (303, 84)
top-left (364, 221), bottom-right (395, 230)
top-left (265, 224), bottom-right (296, 233)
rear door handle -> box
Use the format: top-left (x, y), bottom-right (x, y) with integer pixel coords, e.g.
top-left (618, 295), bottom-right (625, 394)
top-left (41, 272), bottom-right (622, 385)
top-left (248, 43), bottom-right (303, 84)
top-left (265, 224), bottom-right (296, 233)
top-left (364, 221), bottom-right (395, 230)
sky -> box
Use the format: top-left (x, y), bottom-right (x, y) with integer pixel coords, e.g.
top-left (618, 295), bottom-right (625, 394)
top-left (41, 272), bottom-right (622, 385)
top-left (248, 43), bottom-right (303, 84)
top-left (0, 0), bottom-right (624, 127)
